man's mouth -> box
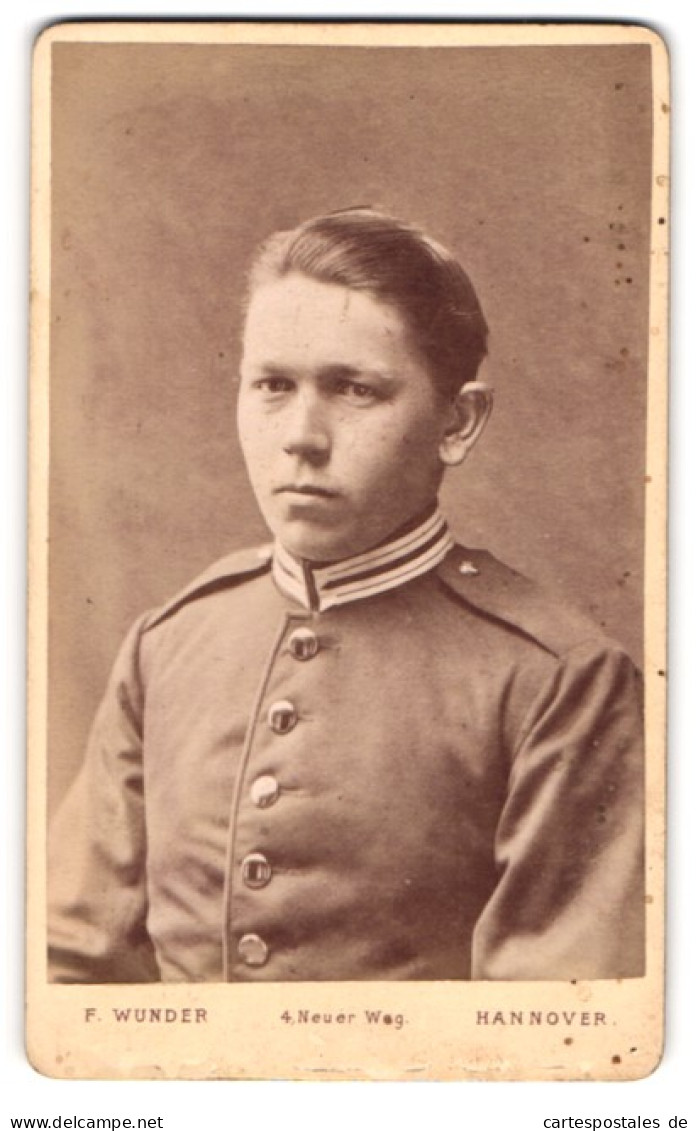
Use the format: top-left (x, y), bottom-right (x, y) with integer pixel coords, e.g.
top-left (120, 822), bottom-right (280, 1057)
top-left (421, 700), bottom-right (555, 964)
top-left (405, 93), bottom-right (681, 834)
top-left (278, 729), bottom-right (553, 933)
top-left (274, 485), bottom-right (340, 498)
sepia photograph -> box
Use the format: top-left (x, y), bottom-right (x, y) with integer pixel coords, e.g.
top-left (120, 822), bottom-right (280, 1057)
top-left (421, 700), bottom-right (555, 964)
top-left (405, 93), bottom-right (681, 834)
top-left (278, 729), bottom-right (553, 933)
top-left (27, 20), bottom-right (668, 1080)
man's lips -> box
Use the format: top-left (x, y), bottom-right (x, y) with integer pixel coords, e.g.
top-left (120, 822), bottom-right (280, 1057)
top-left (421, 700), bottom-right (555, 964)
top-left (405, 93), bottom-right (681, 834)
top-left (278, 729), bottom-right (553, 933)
top-left (273, 485), bottom-right (340, 498)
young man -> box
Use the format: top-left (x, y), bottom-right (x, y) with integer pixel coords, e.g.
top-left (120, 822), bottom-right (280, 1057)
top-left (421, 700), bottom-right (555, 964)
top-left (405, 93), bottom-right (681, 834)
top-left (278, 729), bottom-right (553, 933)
top-left (48, 209), bottom-right (644, 983)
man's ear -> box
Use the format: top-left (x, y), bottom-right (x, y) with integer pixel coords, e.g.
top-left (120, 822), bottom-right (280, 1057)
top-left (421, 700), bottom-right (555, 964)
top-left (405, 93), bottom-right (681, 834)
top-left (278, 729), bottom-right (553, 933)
top-left (439, 381), bottom-right (493, 467)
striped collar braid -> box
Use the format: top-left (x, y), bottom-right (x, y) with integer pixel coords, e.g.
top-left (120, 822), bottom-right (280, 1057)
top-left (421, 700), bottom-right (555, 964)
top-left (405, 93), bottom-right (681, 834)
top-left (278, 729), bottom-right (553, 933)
top-left (272, 505), bottom-right (454, 613)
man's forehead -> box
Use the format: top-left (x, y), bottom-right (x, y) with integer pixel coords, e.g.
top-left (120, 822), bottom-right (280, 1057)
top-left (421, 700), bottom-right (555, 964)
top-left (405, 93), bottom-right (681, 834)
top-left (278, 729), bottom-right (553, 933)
top-left (245, 275), bottom-right (405, 333)
top-left (239, 280), bottom-right (420, 386)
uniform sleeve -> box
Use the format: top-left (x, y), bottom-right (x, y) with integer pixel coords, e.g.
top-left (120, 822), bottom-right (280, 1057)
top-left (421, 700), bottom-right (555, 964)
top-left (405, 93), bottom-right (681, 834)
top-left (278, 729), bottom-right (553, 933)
top-left (48, 614), bottom-right (160, 983)
top-left (472, 641), bottom-right (645, 980)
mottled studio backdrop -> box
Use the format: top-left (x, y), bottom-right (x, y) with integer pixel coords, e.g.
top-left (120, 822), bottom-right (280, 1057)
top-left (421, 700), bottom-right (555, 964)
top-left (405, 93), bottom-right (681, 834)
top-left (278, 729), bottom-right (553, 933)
top-left (48, 42), bottom-right (652, 809)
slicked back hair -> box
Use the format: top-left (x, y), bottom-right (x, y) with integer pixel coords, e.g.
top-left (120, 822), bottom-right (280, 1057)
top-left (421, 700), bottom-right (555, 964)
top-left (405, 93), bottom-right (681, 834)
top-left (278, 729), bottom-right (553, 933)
top-left (246, 208), bottom-right (488, 400)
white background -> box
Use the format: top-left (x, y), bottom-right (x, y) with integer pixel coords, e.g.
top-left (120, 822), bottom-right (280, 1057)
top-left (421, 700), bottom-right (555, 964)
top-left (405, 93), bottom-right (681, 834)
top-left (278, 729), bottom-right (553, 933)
top-left (3, 2), bottom-right (694, 1127)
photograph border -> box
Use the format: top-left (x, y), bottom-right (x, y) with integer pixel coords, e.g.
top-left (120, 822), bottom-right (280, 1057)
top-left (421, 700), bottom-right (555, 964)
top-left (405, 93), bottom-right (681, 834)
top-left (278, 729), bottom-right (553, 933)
top-left (27, 18), bottom-right (668, 1082)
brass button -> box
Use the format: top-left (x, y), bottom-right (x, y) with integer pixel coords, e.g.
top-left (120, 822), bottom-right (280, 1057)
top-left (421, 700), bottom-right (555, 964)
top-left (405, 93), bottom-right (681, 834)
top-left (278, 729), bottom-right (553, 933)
top-left (288, 626), bottom-right (319, 661)
top-left (238, 933), bottom-right (268, 967)
top-left (242, 852), bottom-right (272, 889)
top-left (250, 775), bottom-right (280, 808)
top-left (268, 699), bottom-right (297, 735)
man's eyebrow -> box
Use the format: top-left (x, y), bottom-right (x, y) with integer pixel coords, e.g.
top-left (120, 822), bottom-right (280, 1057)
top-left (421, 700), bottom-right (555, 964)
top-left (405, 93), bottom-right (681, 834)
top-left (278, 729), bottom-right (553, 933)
top-left (317, 364), bottom-right (397, 383)
top-left (240, 362), bottom-right (293, 378)
top-left (242, 362), bottom-right (399, 382)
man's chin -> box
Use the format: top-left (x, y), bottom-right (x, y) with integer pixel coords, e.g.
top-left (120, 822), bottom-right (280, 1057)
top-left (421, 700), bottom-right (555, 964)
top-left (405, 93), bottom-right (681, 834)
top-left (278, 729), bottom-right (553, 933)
top-left (273, 519), bottom-right (361, 564)
top-left (280, 535), bottom-right (355, 564)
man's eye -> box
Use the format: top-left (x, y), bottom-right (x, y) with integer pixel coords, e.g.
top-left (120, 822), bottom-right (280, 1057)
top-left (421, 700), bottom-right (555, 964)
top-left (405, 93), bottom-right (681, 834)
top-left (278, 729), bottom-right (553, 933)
top-left (254, 377), bottom-right (294, 394)
top-left (336, 379), bottom-right (378, 402)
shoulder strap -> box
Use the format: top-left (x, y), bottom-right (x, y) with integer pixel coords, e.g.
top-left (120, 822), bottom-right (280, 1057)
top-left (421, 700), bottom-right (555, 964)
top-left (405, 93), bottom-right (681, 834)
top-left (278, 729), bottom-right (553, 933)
top-left (144, 544), bottom-right (273, 631)
top-left (436, 545), bottom-right (607, 657)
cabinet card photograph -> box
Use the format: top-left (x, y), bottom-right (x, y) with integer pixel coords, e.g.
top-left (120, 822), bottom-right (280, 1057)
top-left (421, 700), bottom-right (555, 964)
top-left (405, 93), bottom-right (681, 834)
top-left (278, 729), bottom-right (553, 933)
top-left (27, 21), bottom-right (668, 1081)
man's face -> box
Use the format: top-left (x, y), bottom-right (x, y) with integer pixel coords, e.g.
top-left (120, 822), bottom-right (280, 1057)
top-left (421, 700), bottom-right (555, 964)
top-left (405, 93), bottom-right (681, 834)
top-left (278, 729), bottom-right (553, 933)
top-left (237, 273), bottom-right (453, 562)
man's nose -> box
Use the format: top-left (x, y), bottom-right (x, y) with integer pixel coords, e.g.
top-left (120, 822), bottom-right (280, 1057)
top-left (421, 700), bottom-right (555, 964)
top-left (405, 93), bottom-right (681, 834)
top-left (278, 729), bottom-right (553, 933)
top-left (282, 392), bottom-right (331, 462)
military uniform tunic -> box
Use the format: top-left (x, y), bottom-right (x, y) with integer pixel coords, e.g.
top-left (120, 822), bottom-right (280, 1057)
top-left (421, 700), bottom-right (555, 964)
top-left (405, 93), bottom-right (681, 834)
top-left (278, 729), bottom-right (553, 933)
top-left (48, 515), bottom-right (644, 983)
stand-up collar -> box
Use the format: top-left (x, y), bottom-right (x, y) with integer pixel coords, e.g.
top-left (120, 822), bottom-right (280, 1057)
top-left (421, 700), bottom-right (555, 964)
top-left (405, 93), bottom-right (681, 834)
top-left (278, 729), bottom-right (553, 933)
top-left (272, 505), bottom-right (454, 613)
